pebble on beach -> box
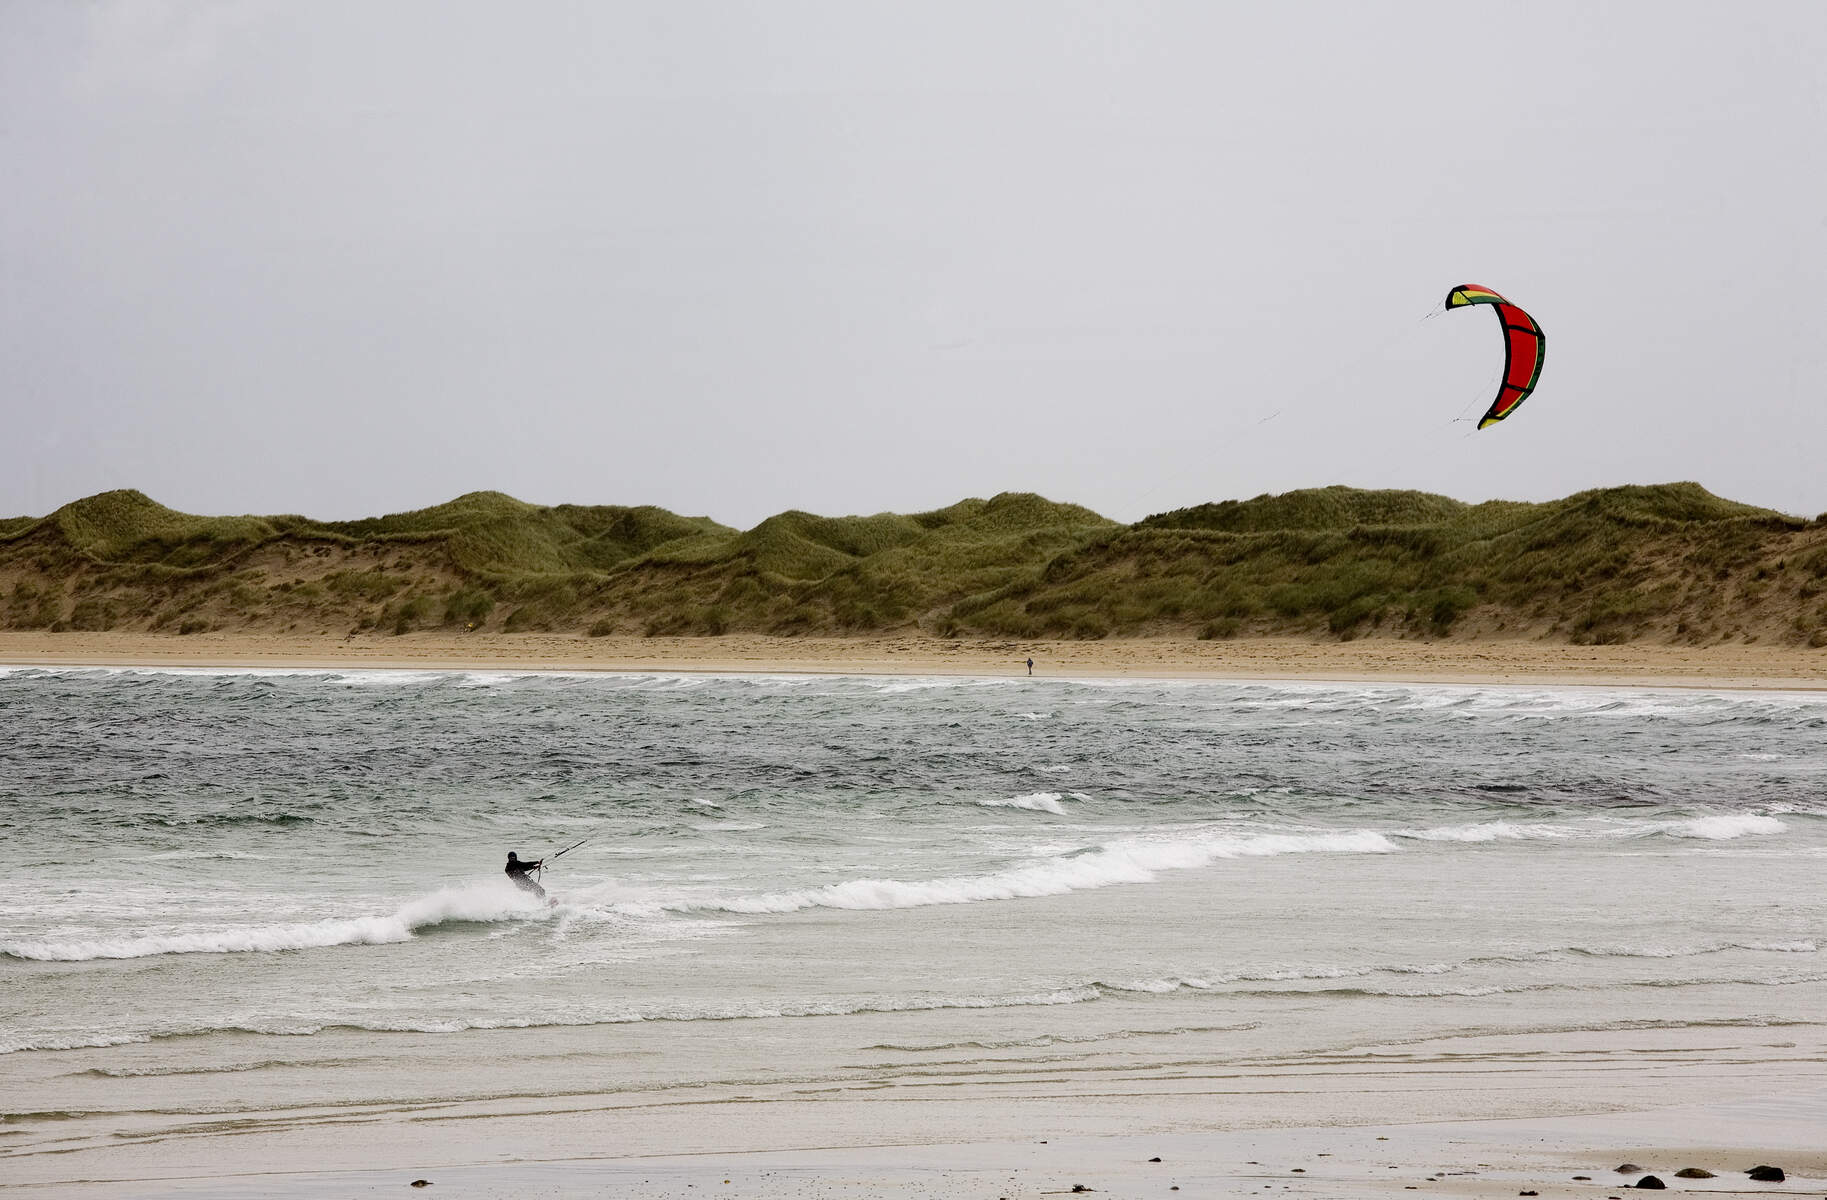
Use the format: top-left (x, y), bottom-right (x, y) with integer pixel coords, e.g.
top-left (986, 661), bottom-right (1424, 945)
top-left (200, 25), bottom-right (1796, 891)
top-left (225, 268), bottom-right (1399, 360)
top-left (1634, 1176), bottom-right (1666, 1190)
top-left (1674, 1168), bottom-right (1715, 1178)
top-left (1747, 1165), bottom-right (1786, 1182)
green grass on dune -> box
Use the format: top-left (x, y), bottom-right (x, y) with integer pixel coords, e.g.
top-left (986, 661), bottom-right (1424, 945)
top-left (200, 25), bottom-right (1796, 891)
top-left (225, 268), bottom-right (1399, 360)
top-left (321, 491), bottom-right (735, 575)
top-left (32, 490), bottom-right (282, 564)
top-left (957, 482), bottom-right (1819, 643)
top-left (1142, 485), bottom-right (1473, 533)
top-left (1, 482), bottom-right (1823, 646)
top-left (620, 493), bottom-right (1118, 634)
top-left (323, 490), bottom-right (541, 535)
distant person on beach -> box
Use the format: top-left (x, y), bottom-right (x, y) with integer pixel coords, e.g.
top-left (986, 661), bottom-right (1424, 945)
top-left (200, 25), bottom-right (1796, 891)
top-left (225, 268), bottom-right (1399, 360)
top-left (1026, 657), bottom-right (1034, 676)
top-left (504, 851), bottom-right (546, 899)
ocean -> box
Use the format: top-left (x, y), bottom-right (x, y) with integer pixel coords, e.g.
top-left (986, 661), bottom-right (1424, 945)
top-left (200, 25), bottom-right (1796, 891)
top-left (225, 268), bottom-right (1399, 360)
top-left (3, 666), bottom-right (1825, 1165)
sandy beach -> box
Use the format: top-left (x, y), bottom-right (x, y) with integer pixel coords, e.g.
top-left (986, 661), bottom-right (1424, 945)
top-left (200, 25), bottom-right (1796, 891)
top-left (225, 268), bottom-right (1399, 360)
top-left (10, 1024), bottom-right (1826, 1198)
top-left (1, 630), bottom-right (1823, 689)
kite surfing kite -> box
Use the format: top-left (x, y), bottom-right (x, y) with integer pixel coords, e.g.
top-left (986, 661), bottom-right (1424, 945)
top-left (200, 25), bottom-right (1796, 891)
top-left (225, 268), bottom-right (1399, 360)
top-left (1444, 284), bottom-right (1545, 428)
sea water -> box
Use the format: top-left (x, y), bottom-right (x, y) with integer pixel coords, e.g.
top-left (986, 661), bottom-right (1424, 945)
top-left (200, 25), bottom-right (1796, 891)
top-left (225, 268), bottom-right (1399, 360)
top-left (2, 667), bottom-right (1825, 1158)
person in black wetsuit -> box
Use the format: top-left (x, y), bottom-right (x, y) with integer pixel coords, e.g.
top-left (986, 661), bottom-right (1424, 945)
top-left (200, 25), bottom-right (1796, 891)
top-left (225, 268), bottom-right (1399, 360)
top-left (505, 851), bottom-right (546, 899)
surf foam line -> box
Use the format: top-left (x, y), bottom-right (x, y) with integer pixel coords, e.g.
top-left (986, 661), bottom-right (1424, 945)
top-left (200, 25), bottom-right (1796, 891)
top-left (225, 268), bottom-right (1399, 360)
top-left (863, 1023), bottom-right (1264, 1053)
top-left (0, 883), bottom-right (545, 962)
top-left (0, 987), bottom-right (1107, 1053)
top-left (657, 828), bottom-right (1395, 916)
top-left (1661, 814), bottom-right (1786, 839)
top-left (1394, 813), bottom-right (1787, 844)
top-left (1558, 939), bottom-right (1819, 959)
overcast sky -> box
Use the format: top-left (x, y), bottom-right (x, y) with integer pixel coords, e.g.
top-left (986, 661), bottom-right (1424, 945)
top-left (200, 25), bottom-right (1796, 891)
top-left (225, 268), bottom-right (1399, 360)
top-left (4, 2), bottom-right (1823, 527)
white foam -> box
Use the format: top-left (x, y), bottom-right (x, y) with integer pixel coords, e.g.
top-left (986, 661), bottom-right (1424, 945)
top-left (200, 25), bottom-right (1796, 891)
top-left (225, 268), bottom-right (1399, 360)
top-left (1097, 961), bottom-right (1457, 993)
top-left (1, 986), bottom-right (1108, 1051)
top-left (1357, 984), bottom-right (1523, 998)
top-left (978, 792), bottom-right (1068, 815)
top-left (1401, 821), bottom-right (1575, 842)
top-left (869, 677), bottom-right (1017, 694)
top-left (0, 1030), bottom-right (155, 1053)
top-left (1, 882), bottom-right (543, 962)
top-left (1398, 814), bottom-right (1786, 844)
top-left (672, 828), bottom-right (1394, 915)
top-left (1662, 814), bottom-right (1787, 840)
top-left (1101, 976), bottom-right (1197, 993)
top-left (1567, 939), bottom-right (1819, 959)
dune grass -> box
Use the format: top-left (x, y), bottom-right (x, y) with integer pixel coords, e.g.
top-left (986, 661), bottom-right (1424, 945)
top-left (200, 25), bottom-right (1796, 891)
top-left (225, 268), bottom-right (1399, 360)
top-left (1141, 485), bottom-right (1476, 533)
top-left (321, 491), bottom-right (735, 575)
top-left (1, 483), bottom-right (1822, 645)
top-left (949, 483), bottom-right (1820, 643)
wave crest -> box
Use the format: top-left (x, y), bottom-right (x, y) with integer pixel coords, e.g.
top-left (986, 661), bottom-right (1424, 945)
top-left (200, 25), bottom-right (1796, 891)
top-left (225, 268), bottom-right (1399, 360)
top-left (977, 792), bottom-right (1068, 815)
top-left (1, 883), bottom-right (543, 962)
top-left (1663, 814), bottom-right (1786, 839)
top-left (669, 829), bottom-right (1394, 915)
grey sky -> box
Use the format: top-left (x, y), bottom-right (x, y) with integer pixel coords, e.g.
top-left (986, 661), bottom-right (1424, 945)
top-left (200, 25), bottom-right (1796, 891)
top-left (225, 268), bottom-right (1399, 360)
top-left (4, 1), bottom-right (1823, 527)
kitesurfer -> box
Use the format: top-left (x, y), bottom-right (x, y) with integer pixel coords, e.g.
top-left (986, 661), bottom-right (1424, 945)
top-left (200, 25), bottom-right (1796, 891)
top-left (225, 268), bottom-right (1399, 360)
top-left (505, 851), bottom-right (546, 899)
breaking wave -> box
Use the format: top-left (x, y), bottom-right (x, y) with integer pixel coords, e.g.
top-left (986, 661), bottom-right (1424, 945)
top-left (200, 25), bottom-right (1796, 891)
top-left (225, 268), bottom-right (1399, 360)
top-left (1397, 814), bottom-right (1786, 844)
top-left (977, 791), bottom-right (1069, 815)
top-left (1, 883), bottom-right (545, 962)
top-left (664, 829), bottom-right (1395, 915)
top-left (1662, 814), bottom-right (1786, 839)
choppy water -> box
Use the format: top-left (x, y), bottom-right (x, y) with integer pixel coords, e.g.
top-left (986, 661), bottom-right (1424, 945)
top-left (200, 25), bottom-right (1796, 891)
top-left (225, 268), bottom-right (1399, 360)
top-left (3, 666), bottom-right (1825, 1152)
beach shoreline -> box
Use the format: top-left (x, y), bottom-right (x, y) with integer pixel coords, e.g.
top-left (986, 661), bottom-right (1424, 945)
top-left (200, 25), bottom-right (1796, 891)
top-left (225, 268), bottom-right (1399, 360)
top-left (10, 1054), bottom-right (1825, 1198)
top-left (2, 630), bottom-right (1823, 690)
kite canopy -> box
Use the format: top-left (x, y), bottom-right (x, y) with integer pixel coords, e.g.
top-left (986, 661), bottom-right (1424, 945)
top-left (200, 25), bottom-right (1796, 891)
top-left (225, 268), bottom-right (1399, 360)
top-left (1444, 284), bottom-right (1545, 429)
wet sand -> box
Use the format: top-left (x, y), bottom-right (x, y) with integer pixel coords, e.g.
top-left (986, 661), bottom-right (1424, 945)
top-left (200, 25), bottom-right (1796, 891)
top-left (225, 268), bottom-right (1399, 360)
top-left (11, 1061), bottom-right (1826, 1198)
top-left (1, 630), bottom-right (1823, 689)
